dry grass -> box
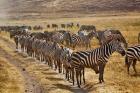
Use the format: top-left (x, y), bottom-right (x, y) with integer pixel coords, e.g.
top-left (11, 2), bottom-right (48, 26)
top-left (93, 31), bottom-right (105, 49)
top-left (0, 57), bottom-right (24, 93)
top-left (0, 15), bottom-right (140, 93)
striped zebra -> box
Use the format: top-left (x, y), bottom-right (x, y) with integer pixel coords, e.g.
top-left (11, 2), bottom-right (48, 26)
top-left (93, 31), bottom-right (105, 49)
top-left (138, 33), bottom-right (140, 44)
top-left (125, 45), bottom-right (140, 74)
top-left (25, 36), bottom-right (35, 57)
top-left (96, 29), bottom-right (128, 48)
top-left (42, 41), bottom-right (59, 68)
top-left (32, 38), bottom-right (42, 59)
top-left (13, 35), bottom-right (19, 49)
top-left (70, 40), bottom-right (126, 87)
top-left (60, 47), bottom-right (73, 80)
top-left (51, 30), bottom-right (71, 45)
top-left (70, 31), bottom-right (97, 49)
top-left (18, 35), bottom-right (26, 52)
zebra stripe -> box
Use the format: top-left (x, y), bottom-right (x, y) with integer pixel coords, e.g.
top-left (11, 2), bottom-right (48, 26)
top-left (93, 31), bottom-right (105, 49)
top-left (125, 45), bottom-right (140, 74)
top-left (70, 31), bottom-right (96, 49)
top-left (96, 29), bottom-right (127, 48)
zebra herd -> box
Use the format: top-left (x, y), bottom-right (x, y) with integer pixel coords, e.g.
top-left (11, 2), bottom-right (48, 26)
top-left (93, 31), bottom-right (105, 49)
top-left (0, 25), bottom-right (140, 88)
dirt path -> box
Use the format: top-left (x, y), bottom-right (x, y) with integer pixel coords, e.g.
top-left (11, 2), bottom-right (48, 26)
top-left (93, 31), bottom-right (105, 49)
top-left (0, 43), bottom-right (43, 93)
top-left (0, 34), bottom-right (87, 93)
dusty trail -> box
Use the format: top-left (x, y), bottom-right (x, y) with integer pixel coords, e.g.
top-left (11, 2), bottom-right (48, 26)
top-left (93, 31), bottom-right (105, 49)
top-left (0, 44), bottom-right (43, 93)
top-left (0, 34), bottom-right (87, 93)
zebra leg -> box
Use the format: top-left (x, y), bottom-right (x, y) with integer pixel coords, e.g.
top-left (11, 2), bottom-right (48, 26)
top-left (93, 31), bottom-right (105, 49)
top-left (132, 59), bottom-right (137, 74)
top-left (127, 59), bottom-right (132, 74)
top-left (76, 70), bottom-right (80, 88)
top-left (57, 60), bottom-right (62, 73)
top-left (99, 64), bottom-right (105, 83)
top-left (54, 60), bottom-right (57, 70)
top-left (83, 68), bottom-right (85, 84)
top-left (70, 69), bottom-right (72, 80)
top-left (68, 70), bottom-right (70, 81)
top-left (16, 42), bottom-right (18, 49)
top-left (63, 66), bottom-right (65, 74)
top-left (72, 68), bottom-right (75, 85)
top-left (65, 69), bottom-right (68, 79)
top-left (80, 70), bottom-right (82, 85)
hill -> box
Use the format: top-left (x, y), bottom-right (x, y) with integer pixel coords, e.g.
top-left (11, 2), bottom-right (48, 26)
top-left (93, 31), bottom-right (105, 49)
top-left (0, 0), bottom-right (140, 19)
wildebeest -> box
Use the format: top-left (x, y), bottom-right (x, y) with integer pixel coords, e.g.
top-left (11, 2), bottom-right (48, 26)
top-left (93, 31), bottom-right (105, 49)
top-left (52, 24), bottom-right (58, 29)
top-left (67, 23), bottom-right (74, 28)
top-left (61, 24), bottom-right (66, 28)
top-left (79, 25), bottom-right (96, 32)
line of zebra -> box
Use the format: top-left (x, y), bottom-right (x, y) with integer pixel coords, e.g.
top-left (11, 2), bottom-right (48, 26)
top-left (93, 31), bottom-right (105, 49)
top-left (1, 25), bottom-right (140, 88)
top-left (12, 32), bottom-right (73, 79)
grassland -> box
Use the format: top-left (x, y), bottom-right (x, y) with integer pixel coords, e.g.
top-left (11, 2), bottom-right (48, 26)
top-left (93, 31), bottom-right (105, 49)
top-left (0, 15), bottom-right (140, 93)
top-left (0, 57), bottom-right (24, 93)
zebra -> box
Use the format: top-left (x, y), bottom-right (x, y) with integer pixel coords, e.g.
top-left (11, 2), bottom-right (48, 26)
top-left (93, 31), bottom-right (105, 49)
top-left (70, 40), bottom-right (126, 87)
top-left (50, 30), bottom-right (71, 46)
top-left (18, 35), bottom-right (26, 52)
top-left (125, 45), bottom-right (140, 74)
top-left (60, 47), bottom-right (73, 80)
top-left (10, 30), bottom-right (29, 50)
top-left (70, 31), bottom-right (97, 49)
top-left (42, 41), bottom-right (59, 68)
top-left (32, 38), bottom-right (42, 59)
top-left (96, 29), bottom-right (128, 48)
top-left (13, 35), bottom-right (19, 49)
top-left (138, 33), bottom-right (140, 44)
top-left (25, 36), bottom-right (35, 56)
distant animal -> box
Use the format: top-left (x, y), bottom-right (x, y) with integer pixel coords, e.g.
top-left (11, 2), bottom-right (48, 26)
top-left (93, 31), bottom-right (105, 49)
top-left (76, 23), bottom-right (80, 28)
top-left (79, 25), bottom-right (96, 32)
top-left (61, 24), bottom-right (66, 28)
top-left (47, 24), bottom-right (50, 28)
top-left (52, 24), bottom-right (58, 28)
top-left (67, 23), bottom-right (74, 28)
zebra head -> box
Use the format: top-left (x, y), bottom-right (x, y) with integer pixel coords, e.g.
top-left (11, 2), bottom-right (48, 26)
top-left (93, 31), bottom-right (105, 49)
top-left (88, 31), bottom-right (98, 39)
top-left (10, 30), bottom-right (17, 38)
top-left (112, 40), bottom-right (126, 56)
